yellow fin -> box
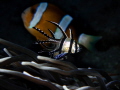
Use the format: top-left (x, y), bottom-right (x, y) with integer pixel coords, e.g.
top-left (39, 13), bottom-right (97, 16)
top-left (78, 33), bottom-right (102, 51)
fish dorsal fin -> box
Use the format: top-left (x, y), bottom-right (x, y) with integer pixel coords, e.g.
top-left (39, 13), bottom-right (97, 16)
top-left (47, 21), bottom-right (68, 39)
top-left (54, 15), bottom-right (73, 39)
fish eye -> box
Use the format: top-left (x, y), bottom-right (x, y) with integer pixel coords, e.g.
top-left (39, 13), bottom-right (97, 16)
top-left (31, 8), bottom-right (36, 14)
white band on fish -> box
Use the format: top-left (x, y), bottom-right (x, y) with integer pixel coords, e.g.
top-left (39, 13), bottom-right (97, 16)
top-left (54, 15), bottom-right (73, 39)
top-left (29, 2), bottom-right (48, 28)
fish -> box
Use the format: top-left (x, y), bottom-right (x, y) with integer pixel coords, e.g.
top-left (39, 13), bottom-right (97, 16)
top-left (21, 2), bottom-right (75, 40)
top-left (33, 21), bottom-right (81, 58)
top-left (21, 2), bottom-right (101, 52)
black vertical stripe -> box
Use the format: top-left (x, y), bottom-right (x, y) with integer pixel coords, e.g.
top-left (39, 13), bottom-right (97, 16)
top-left (58, 38), bottom-right (66, 54)
top-left (75, 41), bottom-right (78, 53)
top-left (68, 39), bottom-right (74, 53)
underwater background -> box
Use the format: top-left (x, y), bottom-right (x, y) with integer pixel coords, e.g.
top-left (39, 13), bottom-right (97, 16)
top-left (0, 0), bottom-right (120, 80)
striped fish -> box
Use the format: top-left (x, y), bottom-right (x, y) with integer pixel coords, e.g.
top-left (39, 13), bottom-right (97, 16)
top-left (21, 2), bottom-right (101, 51)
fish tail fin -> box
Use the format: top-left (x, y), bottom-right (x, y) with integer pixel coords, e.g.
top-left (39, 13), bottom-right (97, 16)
top-left (78, 33), bottom-right (102, 51)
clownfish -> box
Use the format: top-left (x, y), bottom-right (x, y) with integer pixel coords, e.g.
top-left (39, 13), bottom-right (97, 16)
top-left (21, 2), bottom-right (101, 51)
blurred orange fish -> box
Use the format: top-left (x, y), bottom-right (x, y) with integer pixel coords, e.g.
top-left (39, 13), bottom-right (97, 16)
top-left (21, 2), bottom-right (101, 51)
top-left (21, 2), bottom-right (75, 40)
